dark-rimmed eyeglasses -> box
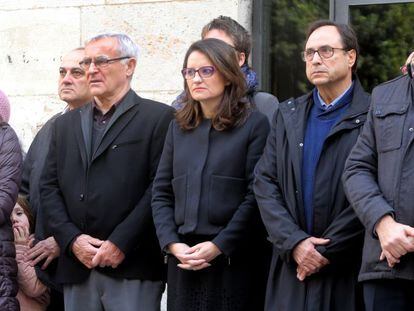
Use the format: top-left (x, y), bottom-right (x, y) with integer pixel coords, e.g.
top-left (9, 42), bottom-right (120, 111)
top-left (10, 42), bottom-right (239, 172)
top-left (181, 66), bottom-right (215, 80)
top-left (301, 46), bottom-right (348, 62)
top-left (79, 56), bottom-right (131, 70)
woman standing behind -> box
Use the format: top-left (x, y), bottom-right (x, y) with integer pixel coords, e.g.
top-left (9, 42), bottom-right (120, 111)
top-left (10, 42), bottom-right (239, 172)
top-left (0, 89), bottom-right (22, 311)
top-left (152, 38), bottom-right (270, 311)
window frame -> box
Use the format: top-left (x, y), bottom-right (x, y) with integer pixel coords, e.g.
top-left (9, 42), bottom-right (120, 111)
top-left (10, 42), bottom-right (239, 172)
top-left (253, 0), bottom-right (414, 92)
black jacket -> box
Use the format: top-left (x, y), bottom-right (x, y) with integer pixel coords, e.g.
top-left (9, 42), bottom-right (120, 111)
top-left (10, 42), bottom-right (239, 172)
top-left (40, 89), bottom-right (174, 284)
top-left (344, 74), bottom-right (414, 282)
top-left (152, 110), bottom-right (270, 256)
top-left (254, 79), bottom-right (369, 311)
top-left (0, 123), bottom-right (22, 310)
top-left (20, 113), bottom-right (61, 290)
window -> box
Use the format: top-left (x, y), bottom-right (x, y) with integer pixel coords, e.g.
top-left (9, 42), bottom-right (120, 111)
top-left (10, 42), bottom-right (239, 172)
top-left (259, 0), bottom-right (414, 101)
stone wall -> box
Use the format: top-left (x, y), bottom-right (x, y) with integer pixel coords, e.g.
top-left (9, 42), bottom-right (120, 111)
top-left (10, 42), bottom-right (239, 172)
top-left (0, 0), bottom-right (252, 151)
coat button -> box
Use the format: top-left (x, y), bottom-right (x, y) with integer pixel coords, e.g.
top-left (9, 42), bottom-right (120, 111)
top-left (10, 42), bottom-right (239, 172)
top-left (299, 143), bottom-right (304, 147)
top-left (112, 145), bottom-right (118, 149)
top-left (409, 127), bottom-right (414, 132)
top-left (355, 119), bottom-right (360, 124)
top-left (79, 194), bottom-right (85, 201)
top-left (291, 107), bottom-right (295, 111)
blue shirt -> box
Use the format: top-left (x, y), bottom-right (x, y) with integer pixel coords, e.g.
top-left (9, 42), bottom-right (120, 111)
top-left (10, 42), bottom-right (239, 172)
top-left (302, 82), bottom-right (354, 233)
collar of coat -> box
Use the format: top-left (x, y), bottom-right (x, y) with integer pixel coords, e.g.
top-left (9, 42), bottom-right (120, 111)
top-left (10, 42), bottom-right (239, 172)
top-left (371, 74), bottom-right (412, 117)
top-left (278, 76), bottom-right (370, 139)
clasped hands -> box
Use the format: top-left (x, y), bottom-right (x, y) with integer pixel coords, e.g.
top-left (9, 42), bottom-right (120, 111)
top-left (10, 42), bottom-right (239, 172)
top-left (168, 241), bottom-right (222, 271)
top-left (376, 215), bottom-right (414, 268)
top-left (72, 234), bottom-right (125, 269)
top-left (292, 237), bottom-right (330, 282)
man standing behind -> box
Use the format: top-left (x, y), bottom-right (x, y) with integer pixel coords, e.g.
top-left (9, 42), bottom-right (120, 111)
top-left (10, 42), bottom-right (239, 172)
top-left (20, 47), bottom-right (92, 310)
top-left (40, 33), bottom-right (174, 311)
top-left (254, 20), bottom-right (369, 310)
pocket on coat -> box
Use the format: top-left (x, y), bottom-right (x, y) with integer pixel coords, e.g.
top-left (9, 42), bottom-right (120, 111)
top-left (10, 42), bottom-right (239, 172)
top-left (208, 175), bottom-right (246, 225)
top-left (171, 174), bottom-right (187, 225)
top-left (374, 103), bottom-right (408, 152)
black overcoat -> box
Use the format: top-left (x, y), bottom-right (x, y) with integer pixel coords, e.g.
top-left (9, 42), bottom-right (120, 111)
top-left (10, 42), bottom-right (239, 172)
top-left (40, 89), bottom-right (174, 284)
top-left (254, 80), bottom-right (369, 311)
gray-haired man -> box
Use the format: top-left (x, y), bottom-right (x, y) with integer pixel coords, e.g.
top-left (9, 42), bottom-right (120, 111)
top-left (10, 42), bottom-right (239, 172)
top-left (40, 33), bottom-right (174, 311)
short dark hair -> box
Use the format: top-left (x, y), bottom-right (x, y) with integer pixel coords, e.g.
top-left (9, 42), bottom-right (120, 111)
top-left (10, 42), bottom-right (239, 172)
top-left (306, 20), bottom-right (359, 73)
top-left (201, 16), bottom-right (251, 66)
top-left (176, 38), bottom-right (250, 131)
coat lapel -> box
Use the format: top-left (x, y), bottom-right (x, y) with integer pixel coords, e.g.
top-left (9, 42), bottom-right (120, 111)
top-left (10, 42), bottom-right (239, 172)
top-left (326, 78), bottom-right (370, 139)
top-left (91, 90), bottom-right (139, 162)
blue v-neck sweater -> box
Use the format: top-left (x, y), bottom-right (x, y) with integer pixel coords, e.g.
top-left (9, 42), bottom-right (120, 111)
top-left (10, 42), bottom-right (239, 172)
top-left (302, 84), bottom-right (354, 234)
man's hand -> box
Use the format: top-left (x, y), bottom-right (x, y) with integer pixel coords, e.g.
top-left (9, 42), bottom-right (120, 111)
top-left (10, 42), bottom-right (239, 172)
top-left (376, 215), bottom-right (414, 267)
top-left (91, 240), bottom-right (125, 269)
top-left (178, 241), bottom-right (221, 271)
top-left (72, 234), bottom-right (103, 269)
top-left (292, 237), bottom-right (330, 281)
top-left (26, 237), bottom-right (60, 270)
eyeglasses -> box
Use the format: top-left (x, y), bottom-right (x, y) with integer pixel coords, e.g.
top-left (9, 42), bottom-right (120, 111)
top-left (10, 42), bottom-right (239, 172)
top-left (181, 66), bottom-right (215, 80)
top-left (79, 56), bottom-right (131, 70)
top-left (301, 46), bottom-right (348, 62)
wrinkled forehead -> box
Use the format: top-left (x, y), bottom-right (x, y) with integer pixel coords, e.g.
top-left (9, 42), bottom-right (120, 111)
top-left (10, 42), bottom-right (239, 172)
top-left (85, 37), bottom-right (120, 57)
top-left (305, 25), bottom-right (342, 50)
top-left (60, 50), bottom-right (86, 69)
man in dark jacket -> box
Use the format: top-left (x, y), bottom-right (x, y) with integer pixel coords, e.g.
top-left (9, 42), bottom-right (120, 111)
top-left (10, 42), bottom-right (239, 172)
top-left (343, 70), bottom-right (414, 309)
top-left (0, 89), bottom-right (23, 311)
top-left (20, 47), bottom-right (92, 309)
top-left (254, 20), bottom-right (369, 311)
top-left (40, 33), bottom-right (174, 311)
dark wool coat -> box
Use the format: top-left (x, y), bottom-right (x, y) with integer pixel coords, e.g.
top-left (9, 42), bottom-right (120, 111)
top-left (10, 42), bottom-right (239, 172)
top-left (344, 75), bottom-right (414, 282)
top-left (0, 123), bottom-right (23, 310)
top-left (254, 79), bottom-right (369, 311)
top-left (20, 113), bottom-right (61, 290)
top-left (40, 89), bottom-right (174, 285)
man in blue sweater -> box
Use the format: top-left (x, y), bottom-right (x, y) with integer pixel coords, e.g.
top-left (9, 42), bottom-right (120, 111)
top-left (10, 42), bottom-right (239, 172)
top-left (254, 20), bottom-right (370, 310)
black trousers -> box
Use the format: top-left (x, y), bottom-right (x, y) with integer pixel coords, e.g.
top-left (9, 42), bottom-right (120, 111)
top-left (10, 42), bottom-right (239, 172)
top-left (364, 279), bottom-right (414, 311)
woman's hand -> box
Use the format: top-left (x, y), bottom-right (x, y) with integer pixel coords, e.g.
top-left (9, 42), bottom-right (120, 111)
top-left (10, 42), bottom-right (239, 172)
top-left (13, 224), bottom-right (30, 246)
top-left (168, 242), bottom-right (206, 269)
top-left (176, 241), bottom-right (222, 271)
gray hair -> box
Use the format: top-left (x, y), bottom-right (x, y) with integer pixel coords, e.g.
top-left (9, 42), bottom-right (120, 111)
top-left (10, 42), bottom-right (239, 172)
top-left (85, 32), bottom-right (139, 60)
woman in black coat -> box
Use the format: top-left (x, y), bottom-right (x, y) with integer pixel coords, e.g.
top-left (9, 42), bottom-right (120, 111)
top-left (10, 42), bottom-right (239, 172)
top-left (0, 94), bottom-right (23, 310)
top-left (152, 38), bottom-right (270, 311)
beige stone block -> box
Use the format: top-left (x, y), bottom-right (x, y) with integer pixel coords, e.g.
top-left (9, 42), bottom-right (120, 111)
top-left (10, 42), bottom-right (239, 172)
top-left (0, 8), bottom-right (81, 97)
top-left (9, 95), bottom-right (66, 152)
top-left (0, 0), bottom-right (104, 10)
top-left (138, 89), bottom-right (182, 106)
top-left (81, 1), bottom-right (238, 93)
top-left (106, 0), bottom-right (172, 3)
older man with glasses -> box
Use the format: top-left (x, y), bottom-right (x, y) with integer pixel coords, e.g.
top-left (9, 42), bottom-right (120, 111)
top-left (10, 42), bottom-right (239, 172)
top-left (40, 33), bottom-right (174, 311)
top-left (20, 47), bottom-right (92, 310)
top-left (254, 20), bottom-right (369, 311)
